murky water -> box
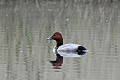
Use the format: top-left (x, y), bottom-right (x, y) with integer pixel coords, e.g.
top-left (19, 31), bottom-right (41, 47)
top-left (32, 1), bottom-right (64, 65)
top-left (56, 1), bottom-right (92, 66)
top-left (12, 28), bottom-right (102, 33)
top-left (0, 1), bottom-right (120, 80)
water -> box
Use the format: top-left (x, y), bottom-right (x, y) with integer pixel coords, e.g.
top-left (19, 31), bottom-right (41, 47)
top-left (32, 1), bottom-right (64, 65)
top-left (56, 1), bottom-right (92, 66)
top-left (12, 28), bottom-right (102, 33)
top-left (0, 1), bottom-right (120, 80)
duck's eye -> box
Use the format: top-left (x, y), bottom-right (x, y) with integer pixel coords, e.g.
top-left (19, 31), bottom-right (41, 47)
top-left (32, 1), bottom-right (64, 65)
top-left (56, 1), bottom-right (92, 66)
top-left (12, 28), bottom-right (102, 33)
top-left (54, 34), bottom-right (57, 36)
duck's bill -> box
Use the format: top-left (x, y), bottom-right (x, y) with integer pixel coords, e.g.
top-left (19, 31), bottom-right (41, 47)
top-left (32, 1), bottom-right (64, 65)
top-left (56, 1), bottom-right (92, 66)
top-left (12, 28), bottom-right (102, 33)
top-left (47, 37), bottom-right (53, 40)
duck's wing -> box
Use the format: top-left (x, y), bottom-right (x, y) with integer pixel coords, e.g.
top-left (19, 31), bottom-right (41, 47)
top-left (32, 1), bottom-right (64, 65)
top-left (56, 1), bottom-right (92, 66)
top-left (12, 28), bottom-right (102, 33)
top-left (57, 44), bottom-right (80, 52)
top-left (56, 44), bottom-right (80, 57)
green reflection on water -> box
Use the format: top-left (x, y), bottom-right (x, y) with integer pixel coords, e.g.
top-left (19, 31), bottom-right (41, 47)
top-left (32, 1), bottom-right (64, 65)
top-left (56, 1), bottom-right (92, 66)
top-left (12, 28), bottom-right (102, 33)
top-left (24, 27), bottom-right (33, 55)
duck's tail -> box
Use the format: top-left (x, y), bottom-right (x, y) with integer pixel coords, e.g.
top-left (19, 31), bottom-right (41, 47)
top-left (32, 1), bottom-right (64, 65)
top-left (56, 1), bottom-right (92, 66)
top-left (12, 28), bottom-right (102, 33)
top-left (77, 46), bottom-right (88, 55)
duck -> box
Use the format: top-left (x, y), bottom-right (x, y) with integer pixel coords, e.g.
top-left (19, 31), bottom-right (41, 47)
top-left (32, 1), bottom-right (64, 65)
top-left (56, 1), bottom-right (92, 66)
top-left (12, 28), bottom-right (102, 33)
top-left (47, 32), bottom-right (88, 57)
top-left (47, 32), bottom-right (88, 67)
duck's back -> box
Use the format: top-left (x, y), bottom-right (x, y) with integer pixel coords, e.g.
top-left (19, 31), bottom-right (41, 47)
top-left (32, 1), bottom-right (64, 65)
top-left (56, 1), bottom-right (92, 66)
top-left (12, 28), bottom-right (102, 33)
top-left (57, 44), bottom-right (80, 52)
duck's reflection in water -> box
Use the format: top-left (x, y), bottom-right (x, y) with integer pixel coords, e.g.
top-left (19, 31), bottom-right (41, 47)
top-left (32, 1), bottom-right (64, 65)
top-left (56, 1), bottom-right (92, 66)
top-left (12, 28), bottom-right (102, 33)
top-left (49, 51), bottom-right (86, 69)
top-left (49, 54), bottom-right (63, 69)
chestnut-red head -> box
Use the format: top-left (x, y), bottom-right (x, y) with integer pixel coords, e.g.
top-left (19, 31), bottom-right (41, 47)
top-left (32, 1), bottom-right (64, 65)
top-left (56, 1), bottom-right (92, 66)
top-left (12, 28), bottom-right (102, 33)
top-left (47, 32), bottom-right (63, 47)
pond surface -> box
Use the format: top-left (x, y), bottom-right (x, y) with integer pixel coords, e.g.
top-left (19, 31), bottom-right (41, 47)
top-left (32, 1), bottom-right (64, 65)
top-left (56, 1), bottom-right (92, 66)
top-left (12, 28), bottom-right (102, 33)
top-left (0, 1), bottom-right (120, 80)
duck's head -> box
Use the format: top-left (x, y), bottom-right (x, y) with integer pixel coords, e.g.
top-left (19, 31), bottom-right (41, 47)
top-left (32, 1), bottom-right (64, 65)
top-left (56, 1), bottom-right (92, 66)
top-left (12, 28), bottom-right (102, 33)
top-left (47, 32), bottom-right (63, 47)
top-left (47, 32), bottom-right (63, 41)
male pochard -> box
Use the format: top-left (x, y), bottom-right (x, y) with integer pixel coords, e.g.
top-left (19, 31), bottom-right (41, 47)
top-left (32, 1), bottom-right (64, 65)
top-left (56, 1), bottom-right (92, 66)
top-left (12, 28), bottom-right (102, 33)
top-left (47, 32), bottom-right (88, 57)
top-left (47, 32), bottom-right (88, 68)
